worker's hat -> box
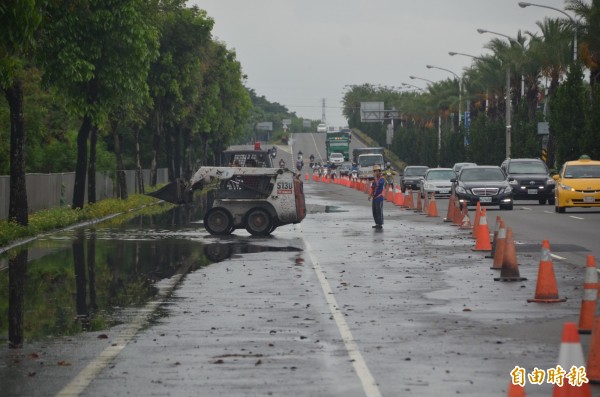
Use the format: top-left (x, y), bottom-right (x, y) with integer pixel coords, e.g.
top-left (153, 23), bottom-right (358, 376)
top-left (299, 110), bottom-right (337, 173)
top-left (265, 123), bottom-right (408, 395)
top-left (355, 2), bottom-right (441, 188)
top-left (373, 164), bottom-right (381, 171)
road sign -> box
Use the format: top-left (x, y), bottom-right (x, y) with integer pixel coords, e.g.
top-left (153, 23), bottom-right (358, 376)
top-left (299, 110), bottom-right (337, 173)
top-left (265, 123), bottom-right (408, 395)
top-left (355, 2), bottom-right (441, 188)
top-left (537, 122), bottom-right (549, 135)
top-left (302, 120), bottom-right (311, 128)
top-left (360, 102), bottom-right (384, 123)
top-left (282, 119), bottom-right (292, 126)
top-left (256, 122), bottom-right (273, 131)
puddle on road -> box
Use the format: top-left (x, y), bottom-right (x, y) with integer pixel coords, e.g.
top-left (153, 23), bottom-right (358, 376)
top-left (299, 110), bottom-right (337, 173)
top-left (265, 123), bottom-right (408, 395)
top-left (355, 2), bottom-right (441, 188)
top-left (0, 204), bottom-right (303, 344)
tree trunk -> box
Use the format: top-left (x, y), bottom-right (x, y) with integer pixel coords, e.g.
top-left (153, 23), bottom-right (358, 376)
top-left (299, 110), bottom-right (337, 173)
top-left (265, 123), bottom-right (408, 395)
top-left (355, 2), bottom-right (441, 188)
top-left (173, 126), bottom-right (181, 179)
top-left (5, 80), bottom-right (28, 226)
top-left (73, 115), bottom-right (92, 209)
top-left (8, 249), bottom-right (28, 348)
top-left (88, 124), bottom-right (97, 204)
top-left (111, 118), bottom-right (128, 199)
top-left (134, 126), bottom-right (144, 194)
top-left (183, 127), bottom-right (192, 180)
top-left (166, 128), bottom-right (174, 182)
top-left (150, 110), bottom-right (160, 187)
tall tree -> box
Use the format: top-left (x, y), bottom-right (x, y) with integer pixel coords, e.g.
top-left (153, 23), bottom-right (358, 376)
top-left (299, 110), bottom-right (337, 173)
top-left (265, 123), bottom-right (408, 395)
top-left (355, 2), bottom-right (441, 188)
top-left (147, 5), bottom-right (213, 185)
top-left (0, 0), bottom-right (43, 225)
top-left (566, 0), bottom-right (600, 89)
top-left (38, 0), bottom-right (159, 208)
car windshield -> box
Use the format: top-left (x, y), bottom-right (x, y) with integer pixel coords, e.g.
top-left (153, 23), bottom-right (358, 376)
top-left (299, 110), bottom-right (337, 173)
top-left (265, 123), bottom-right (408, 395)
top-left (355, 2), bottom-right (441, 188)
top-left (508, 161), bottom-right (547, 174)
top-left (564, 165), bottom-right (600, 178)
top-left (460, 168), bottom-right (505, 182)
top-left (359, 156), bottom-right (383, 167)
top-left (427, 170), bottom-right (455, 181)
top-left (405, 167), bottom-right (428, 176)
top-left (331, 153), bottom-right (343, 159)
top-left (454, 163), bottom-right (476, 172)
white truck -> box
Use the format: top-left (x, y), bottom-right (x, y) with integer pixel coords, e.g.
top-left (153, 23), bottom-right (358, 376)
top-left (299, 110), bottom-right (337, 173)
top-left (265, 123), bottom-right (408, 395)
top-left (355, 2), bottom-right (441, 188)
top-left (357, 153), bottom-right (384, 180)
top-left (150, 166), bottom-right (306, 236)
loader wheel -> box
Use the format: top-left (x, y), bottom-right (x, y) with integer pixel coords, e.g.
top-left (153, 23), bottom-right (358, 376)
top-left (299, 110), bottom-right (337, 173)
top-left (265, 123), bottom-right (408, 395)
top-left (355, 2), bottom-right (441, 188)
top-left (245, 208), bottom-right (272, 236)
top-left (204, 208), bottom-right (233, 235)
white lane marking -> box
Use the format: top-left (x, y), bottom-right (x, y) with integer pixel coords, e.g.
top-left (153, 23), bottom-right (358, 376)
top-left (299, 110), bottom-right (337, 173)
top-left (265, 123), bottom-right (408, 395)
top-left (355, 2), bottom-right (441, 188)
top-left (55, 268), bottom-right (188, 397)
top-left (551, 253), bottom-right (566, 260)
top-left (570, 216), bottom-right (585, 220)
top-left (543, 211), bottom-right (554, 214)
top-left (309, 133), bottom-right (326, 163)
top-left (302, 236), bottom-right (382, 397)
top-left (521, 207), bottom-right (532, 211)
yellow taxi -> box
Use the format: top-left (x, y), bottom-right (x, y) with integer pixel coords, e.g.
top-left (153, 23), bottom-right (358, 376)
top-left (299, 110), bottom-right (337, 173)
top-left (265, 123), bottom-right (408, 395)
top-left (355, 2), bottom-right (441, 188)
top-left (553, 155), bottom-right (600, 213)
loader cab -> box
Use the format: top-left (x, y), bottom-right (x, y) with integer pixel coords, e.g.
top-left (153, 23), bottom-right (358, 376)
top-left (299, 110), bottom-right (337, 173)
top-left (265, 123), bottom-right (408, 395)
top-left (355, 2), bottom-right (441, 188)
top-left (222, 143), bottom-right (273, 167)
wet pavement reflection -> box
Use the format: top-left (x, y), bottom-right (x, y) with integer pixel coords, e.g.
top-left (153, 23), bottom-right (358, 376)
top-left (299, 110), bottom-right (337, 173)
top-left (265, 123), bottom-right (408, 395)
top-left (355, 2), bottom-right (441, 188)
top-left (0, 203), bottom-right (303, 346)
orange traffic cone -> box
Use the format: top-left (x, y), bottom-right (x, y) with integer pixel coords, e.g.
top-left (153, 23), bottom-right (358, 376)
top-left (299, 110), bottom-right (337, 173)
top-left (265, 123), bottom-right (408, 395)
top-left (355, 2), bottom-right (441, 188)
top-left (491, 220), bottom-right (506, 269)
top-left (472, 208), bottom-right (492, 251)
top-left (394, 188), bottom-right (404, 206)
top-left (452, 201), bottom-right (464, 226)
top-left (405, 190), bottom-right (415, 209)
top-left (427, 193), bottom-right (438, 217)
top-left (305, 173), bottom-right (309, 181)
top-left (554, 322), bottom-right (591, 396)
top-left (459, 207), bottom-right (472, 230)
top-left (414, 192), bottom-right (423, 212)
top-left (444, 193), bottom-right (455, 222)
top-left (486, 215), bottom-right (502, 259)
top-left (587, 290), bottom-right (600, 383)
top-left (494, 227), bottom-right (527, 281)
top-left (472, 202), bottom-right (482, 239)
top-left (578, 256), bottom-right (598, 334)
top-left (507, 381), bottom-right (526, 397)
top-left (386, 186), bottom-right (394, 202)
top-left (527, 240), bottom-right (566, 303)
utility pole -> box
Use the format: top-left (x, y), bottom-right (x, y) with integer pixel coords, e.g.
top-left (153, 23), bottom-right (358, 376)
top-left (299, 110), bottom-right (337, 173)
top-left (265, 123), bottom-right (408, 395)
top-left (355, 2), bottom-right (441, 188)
top-left (321, 98), bottom-right (326, 123)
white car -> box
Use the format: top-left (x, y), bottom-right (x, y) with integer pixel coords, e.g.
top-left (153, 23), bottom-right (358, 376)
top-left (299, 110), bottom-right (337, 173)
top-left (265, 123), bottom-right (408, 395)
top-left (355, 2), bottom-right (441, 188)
top-left (317, 123), bottom-right (327, 133)
top-left (329, 153), bottom-right (344, 165)
top-left (420, 168), bottom-right (456, 198)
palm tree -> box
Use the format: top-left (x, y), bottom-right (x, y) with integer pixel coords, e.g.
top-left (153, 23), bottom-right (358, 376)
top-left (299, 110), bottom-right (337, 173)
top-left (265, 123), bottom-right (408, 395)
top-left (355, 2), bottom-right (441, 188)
top-left (566, 0), bottom-right (600, 88)
top-left (527, 17), bottom-right (572, 98)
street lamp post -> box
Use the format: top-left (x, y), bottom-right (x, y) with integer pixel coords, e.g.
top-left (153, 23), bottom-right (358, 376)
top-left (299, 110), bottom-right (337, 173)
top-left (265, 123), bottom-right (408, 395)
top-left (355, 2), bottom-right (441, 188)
top-left (449, 51), bottom-right (485, 113)
top-left (477, 28), bottom-right (518, 159)
top-left (448, 51), bottom-right (481, 60)
top-left (401, 82), bottom-right (424, 91)
top-left (518, 2), bottom-right (577, 62)
top-left (409, 75), bottom-right (434, 84)
top-left (426, 64), bottom-right (462, 127)
top-left (410, 75), bottom-right (444, 161)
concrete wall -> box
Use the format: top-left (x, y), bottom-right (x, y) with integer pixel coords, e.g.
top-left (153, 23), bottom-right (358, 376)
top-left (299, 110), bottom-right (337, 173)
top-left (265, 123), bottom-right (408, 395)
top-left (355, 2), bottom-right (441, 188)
top-left (0, 168), bottom-right (169, 220)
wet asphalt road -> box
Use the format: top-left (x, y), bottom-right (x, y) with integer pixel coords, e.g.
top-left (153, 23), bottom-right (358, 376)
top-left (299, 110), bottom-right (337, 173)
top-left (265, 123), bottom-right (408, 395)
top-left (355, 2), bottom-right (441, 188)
top-left (2, 177), bottom-right (599, 397)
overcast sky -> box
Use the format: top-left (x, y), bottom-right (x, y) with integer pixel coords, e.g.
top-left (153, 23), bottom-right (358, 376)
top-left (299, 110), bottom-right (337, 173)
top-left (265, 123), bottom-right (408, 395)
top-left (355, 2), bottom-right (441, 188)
top-left (191, 0), bottom-right (571, 127)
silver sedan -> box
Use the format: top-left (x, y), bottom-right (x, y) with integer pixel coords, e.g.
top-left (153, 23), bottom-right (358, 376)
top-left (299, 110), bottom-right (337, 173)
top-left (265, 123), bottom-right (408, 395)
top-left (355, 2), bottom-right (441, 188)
top-left (420, 168), bottom-right (456, 198)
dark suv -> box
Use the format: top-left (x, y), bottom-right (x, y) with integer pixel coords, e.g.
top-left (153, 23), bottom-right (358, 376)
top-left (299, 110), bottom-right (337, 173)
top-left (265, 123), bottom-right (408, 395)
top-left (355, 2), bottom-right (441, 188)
top-left (500, 158), bottom-right (555, 205)
top-left (400, 166), bottom-right (429, 193)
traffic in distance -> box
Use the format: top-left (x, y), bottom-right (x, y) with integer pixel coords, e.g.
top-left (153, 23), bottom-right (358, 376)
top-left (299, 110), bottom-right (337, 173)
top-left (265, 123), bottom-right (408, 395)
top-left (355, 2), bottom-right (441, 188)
top-left (309, 124), bottom-right (600, 214)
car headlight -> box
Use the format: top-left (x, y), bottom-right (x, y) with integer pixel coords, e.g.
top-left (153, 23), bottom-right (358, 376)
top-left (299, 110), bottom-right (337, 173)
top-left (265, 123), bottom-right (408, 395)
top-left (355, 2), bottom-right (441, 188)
top-left (509, 179), bottom-right (519, 186)
top-left (503, 186), bottom-right (512, 193)
top-left (424, 182), bottom-right (433, 190)
top-left (560, 184), bottom-right (574, 191)
top-left (456, 186), bottom-right (466, 194)
top-left (546, 178), bottom-right (555, 185)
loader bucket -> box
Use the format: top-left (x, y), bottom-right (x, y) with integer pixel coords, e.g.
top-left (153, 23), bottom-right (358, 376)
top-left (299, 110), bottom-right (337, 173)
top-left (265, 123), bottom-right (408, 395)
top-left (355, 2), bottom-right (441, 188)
top-left (146, 179), bottom-right (192, 204)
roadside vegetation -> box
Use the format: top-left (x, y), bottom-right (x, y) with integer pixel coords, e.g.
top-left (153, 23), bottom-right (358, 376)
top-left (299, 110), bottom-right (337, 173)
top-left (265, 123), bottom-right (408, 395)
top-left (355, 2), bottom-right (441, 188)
top-left (0, 194), bottom-right (168, 249)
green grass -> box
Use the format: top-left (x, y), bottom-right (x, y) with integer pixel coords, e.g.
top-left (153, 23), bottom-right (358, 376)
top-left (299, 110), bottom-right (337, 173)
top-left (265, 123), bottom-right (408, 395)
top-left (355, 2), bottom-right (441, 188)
top-left (0, 193), bottom-right (167, 248)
